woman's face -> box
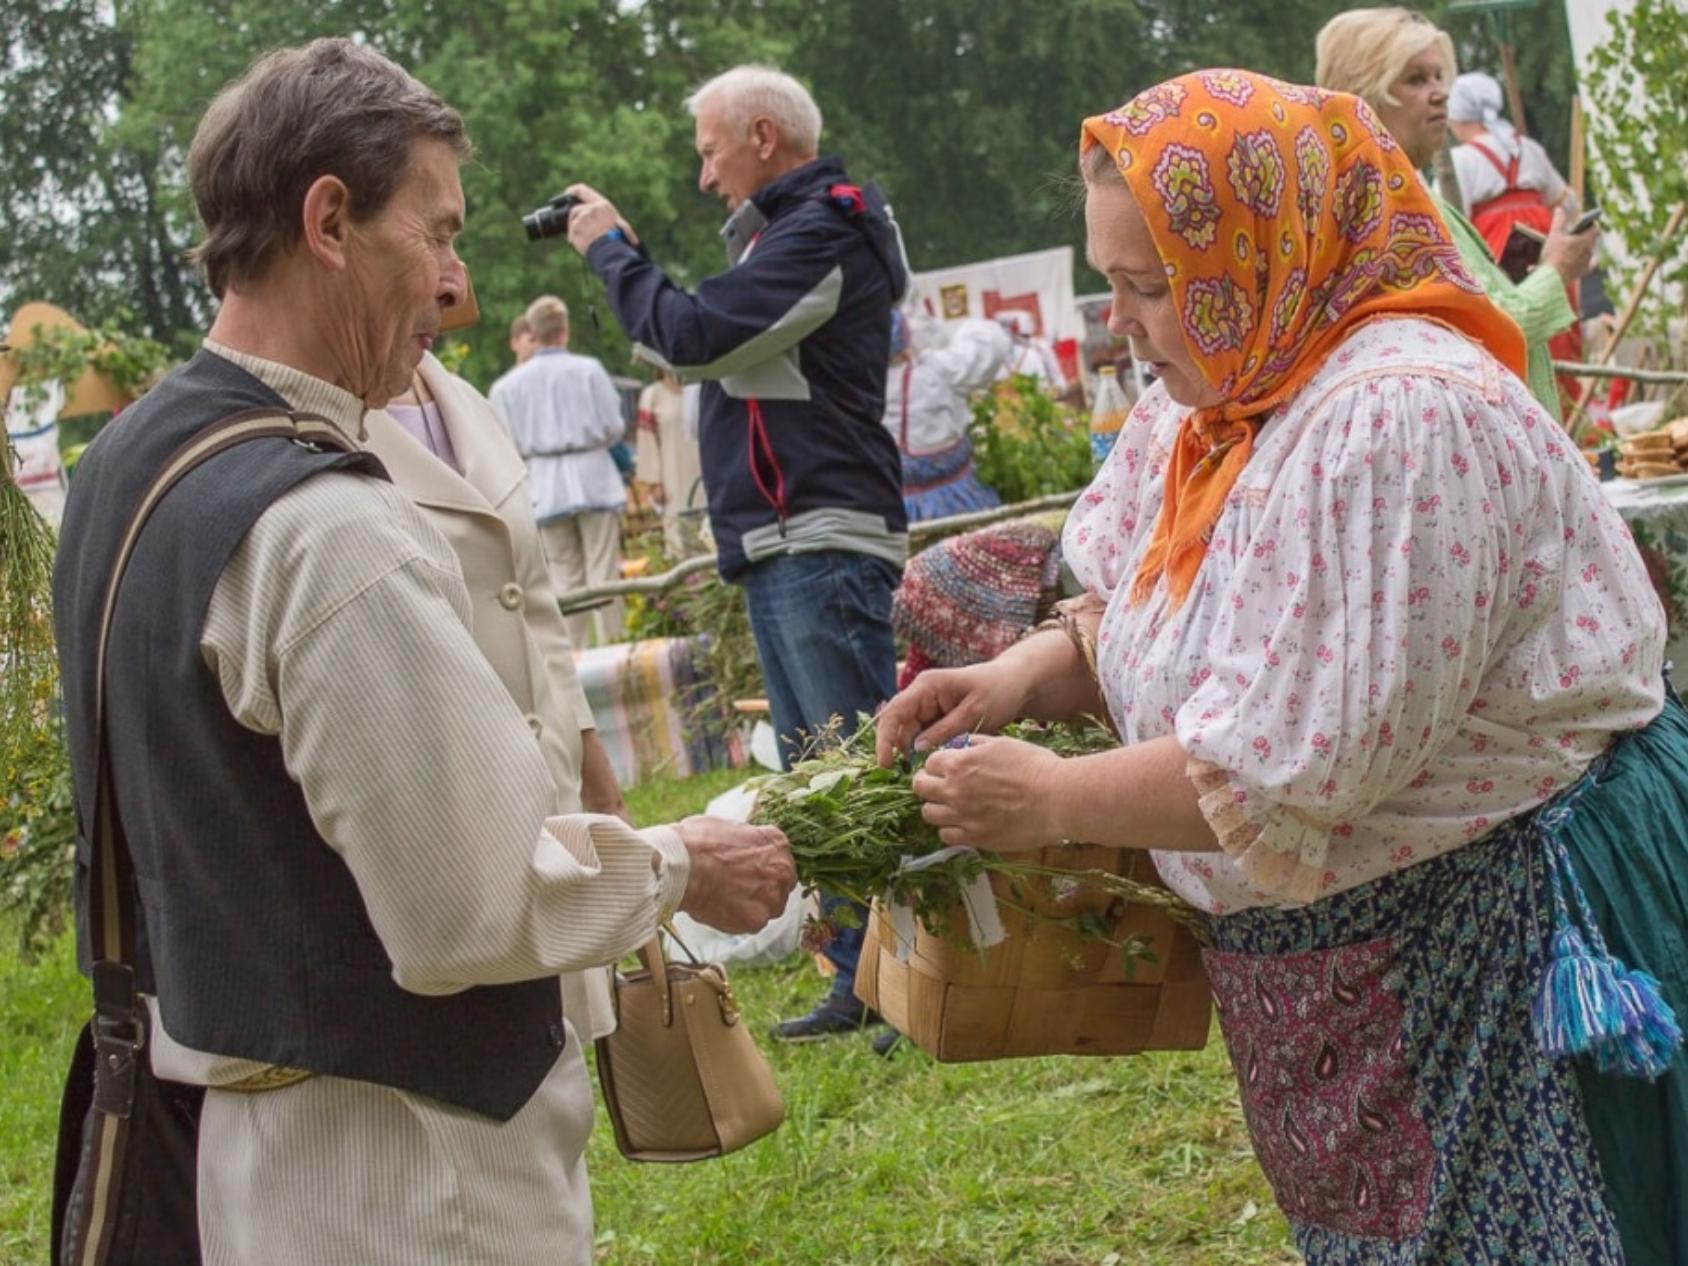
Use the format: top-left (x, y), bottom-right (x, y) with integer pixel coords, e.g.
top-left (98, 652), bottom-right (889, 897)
top-left (1375, 47), bottom-right (1450, 171)
top-left (1085, 177), bottom-right (1222, 409)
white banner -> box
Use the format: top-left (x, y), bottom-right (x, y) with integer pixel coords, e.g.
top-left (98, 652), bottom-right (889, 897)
top-left (908, 246), bottom-right (1081, 344)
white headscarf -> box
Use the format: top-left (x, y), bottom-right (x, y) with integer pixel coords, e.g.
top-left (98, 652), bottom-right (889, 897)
top-left (1448, 72), bottom-right (1515, 139)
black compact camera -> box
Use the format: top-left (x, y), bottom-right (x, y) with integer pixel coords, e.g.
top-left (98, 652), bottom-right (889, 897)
top-left (522, 193), bottom-right (581, 242)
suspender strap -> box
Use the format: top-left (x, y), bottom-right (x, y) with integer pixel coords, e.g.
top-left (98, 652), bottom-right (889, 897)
top-left (79, 411), bottom-right (349, 1107)
top-left (1468, 138), bottom-right (1521, 190)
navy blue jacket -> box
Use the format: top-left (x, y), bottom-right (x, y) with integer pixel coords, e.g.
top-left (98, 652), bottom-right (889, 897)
top-left (587, 156), bottom-right (909, 578)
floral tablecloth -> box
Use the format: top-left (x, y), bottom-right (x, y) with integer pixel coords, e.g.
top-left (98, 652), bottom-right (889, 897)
top-left (573, 634), bottom-right (744, 788)
top-left (1604, 478), bottom-right (1688, 673)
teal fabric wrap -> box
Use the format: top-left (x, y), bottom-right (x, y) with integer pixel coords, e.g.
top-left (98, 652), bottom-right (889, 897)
top-left (1563, 696), bottom-right (1688, 1264)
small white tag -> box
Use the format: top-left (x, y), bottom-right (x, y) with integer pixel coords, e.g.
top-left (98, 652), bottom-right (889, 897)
top-left (887, 900), bottom-right (919, 962)
top-left (957, 869), bottom-right (1007, 949)
top-left (887, 846), bottom-right (1007, 952)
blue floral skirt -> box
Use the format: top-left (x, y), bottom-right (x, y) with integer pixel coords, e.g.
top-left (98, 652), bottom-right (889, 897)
top-left (901, 437), bottom-right (999, 523)
top-left (1204, 702), bottom-right (1688, 1264)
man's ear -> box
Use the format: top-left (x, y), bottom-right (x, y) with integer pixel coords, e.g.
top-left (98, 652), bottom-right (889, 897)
top-left (752, 117), bottom-right (780, 160)
top-left (299, 174), bottom-right (355, 271)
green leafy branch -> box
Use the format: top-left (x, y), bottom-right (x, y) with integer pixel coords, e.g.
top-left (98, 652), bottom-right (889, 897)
top-left (1586, 0), bottom-right (1688, 340)
top-left (8, 322), bottom-right (170, 417)
top-left (968, 375), bottom-right (1093, 505)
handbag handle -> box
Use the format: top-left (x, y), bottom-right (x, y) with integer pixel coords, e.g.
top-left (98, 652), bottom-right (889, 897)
top-left (634, 938), bottom-right (673, 1026)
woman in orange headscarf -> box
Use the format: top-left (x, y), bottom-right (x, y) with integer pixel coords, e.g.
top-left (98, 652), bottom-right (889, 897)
top-left (877, 70), bottom-right (1688, 1263)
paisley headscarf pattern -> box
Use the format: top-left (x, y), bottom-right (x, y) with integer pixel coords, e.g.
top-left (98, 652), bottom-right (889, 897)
top-left (1081, 69), bottom-right (1526, 609)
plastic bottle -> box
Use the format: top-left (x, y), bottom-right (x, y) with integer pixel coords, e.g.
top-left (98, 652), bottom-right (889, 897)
top-left (1088, 365), bottom-right (1129, 466)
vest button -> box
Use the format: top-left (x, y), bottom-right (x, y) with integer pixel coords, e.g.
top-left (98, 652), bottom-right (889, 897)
top-left (499, 582), bottom-right (523, 611)
top-left (547, 1021), bottom-right (566, 1049)
top-left (525, 714), bottom-right (544, 737)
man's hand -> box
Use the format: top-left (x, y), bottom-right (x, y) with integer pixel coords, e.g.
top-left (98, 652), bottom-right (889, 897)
top-left (1540, 204), bottom-right (1599, 288)
top-left (909, 735), bottom-right (1065, 852)
top-left (673, 816), bottom-right (795, 933)
top-left (564, 183), bottom-right (640, 257)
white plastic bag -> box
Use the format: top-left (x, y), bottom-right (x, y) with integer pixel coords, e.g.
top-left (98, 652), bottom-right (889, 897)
top-left (661, 774), bottom-right (804, 967)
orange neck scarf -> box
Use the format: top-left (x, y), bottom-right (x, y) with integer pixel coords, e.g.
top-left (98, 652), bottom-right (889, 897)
top-left (1081, 70), bottom-right (1526, 609)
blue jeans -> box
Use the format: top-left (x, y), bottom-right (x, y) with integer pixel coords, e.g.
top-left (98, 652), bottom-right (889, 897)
top-left (741, 550), bottom-right (900, 1003)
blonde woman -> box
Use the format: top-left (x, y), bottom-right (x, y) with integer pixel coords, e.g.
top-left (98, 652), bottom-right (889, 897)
top-left (1315, 6), bottom-right (1596, 420)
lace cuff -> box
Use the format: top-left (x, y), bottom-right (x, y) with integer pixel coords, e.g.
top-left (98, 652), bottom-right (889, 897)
top-left (1185, 758), bottom-right (1329, 904)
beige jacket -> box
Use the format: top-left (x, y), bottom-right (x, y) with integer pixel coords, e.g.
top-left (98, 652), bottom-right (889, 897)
top-left (365, 353), bottom-right (614, 1037)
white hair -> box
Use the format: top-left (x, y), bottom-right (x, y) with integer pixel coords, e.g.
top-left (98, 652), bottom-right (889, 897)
top-left (685, 65), bottom-right (822, 155)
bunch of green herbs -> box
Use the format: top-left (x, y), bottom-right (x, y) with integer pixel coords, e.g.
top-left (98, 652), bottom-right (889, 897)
top-left (750, 715), bottom-right (1205, 959)
top-left (620, 530), bottom-right (765, 739)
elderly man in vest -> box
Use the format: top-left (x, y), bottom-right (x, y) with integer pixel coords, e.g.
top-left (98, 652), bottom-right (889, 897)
top-left (52, 38), bottom-right (793, 1266)
top-left (565, 67), bottom-right (907, 1044)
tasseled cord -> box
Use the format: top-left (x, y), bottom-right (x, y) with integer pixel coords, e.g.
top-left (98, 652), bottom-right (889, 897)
top-left (1531, 802), bottom-right (1683, 1079)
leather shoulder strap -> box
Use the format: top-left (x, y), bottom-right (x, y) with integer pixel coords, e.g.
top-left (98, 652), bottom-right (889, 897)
top-left (86, 408), bottom-right (357, 968)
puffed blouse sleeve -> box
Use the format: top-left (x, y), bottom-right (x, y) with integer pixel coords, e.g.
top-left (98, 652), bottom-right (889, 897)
top-left (1174, 371), bottom-right (1529, 902)
top-left (1063, 387), bottom-right (1181, 600)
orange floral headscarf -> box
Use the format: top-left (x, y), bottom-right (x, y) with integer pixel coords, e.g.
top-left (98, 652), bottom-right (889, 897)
top-left (1081, 69), bottom-right (1526, 609)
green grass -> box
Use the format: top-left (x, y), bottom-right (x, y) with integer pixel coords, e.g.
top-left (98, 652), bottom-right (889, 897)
top-left (0, 919), bottom-right (82, 1264)
top-left (623, 764), bottom-right (750, 828)
top-left (586, 959), bottom-right (1294, 1266)
top-left (0, 770), bottom-right (1294, 1265)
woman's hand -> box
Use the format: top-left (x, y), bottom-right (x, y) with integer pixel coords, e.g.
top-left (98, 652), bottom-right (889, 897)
top-left (874, 662), bottom-right (1029, 766)
top-left (1540, 204), bottom-right (1599, 287)
top-left (909, 735), bottom-right (1065, 852)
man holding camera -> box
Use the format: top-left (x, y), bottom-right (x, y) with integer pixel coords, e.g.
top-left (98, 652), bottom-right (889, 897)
top-left (563, 65), bottom-right (908, 1044)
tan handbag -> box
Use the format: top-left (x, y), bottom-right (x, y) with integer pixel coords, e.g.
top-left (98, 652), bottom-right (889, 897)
top-left (595, 937), bottom-right (784, 1162)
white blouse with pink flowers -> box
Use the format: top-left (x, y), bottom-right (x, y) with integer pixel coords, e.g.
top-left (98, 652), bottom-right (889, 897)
top-left (1063, 317), bottom-right (1666, 914)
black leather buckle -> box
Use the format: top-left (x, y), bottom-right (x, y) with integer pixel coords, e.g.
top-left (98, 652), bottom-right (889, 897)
top-left (90, 961), bottom-right (143, 1120)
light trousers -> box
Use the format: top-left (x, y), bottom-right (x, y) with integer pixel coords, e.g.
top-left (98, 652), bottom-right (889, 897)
top-left (540, 510), bottom-right (624, 648)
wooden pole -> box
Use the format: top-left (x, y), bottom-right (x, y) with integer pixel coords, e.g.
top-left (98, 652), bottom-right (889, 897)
top-left (1566, 201), bottom-right (1688, 439)
top-left (1499, 43), bottom-right (1528, 135)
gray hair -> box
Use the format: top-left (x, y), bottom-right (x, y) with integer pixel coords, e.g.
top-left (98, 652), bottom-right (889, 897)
top-left (187, 38), bottom-right (470, 298)
top-left (685, 65), bottom-right (822, 155)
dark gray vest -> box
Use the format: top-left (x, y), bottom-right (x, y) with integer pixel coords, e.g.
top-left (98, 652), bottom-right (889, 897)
top-left (53, 350), bottom-right (564, 1120)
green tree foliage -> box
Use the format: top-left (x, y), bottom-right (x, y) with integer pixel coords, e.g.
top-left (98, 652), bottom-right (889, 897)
top-left (1586, 0), bottom-right (1688, 334)
top-left (2, 0), bottom-right (1588, 385)
top-left (4, 0), bottom-right (797, 381)
top-left (779, 0), bottom-right (1346, 278)
top-left (0, 0), bottom-right (203, 350)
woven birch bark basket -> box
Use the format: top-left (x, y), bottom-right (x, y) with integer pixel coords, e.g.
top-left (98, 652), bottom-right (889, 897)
top-left (853, 844), bottom-right (1211, 1062)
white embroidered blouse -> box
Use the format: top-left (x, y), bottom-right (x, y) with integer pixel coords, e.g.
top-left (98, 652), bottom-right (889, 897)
top-left (1063, 316), bottom-right (1666, 914)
